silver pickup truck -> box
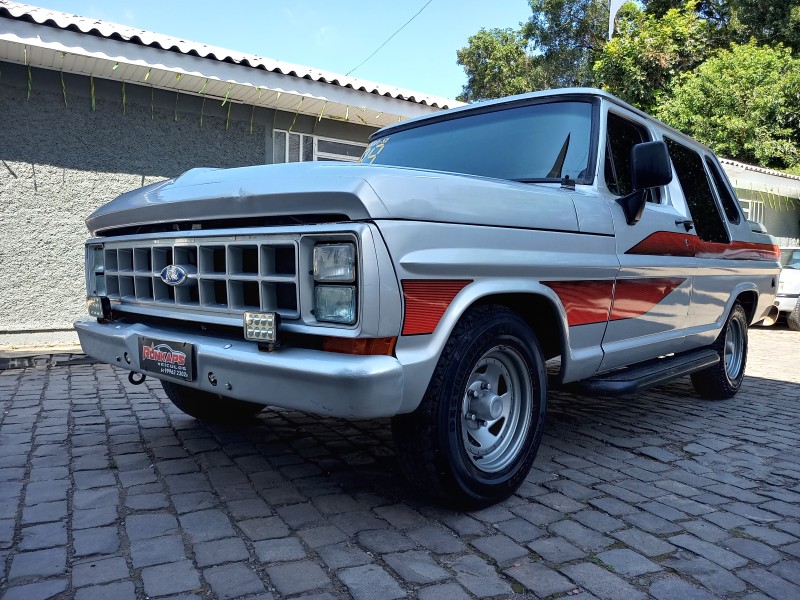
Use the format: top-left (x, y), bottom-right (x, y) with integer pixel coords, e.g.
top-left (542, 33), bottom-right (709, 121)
top-left (76, 88), bottom-right (780, 507)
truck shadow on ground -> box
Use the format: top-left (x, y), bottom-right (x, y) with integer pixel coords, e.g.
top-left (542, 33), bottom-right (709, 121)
top-left (171, 369), bottom-right (799, 509)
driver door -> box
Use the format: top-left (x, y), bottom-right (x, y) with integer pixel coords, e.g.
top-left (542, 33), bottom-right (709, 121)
top-left (599, 110), bottom-right (695, 371)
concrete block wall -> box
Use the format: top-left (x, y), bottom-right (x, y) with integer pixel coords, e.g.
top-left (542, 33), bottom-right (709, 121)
top-left (0, 62), bottom-right (376, 346)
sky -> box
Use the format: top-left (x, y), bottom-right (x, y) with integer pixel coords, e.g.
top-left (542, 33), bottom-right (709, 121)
top-left (25, 1), bottom-right (533, 100)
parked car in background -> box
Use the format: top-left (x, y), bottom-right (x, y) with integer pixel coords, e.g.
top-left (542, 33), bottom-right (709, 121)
top-left (776, 247), bottom-right (800, 330)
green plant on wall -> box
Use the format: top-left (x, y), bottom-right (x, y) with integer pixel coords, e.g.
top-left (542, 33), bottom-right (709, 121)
top-left (1, 57), bottom-right (379, 138)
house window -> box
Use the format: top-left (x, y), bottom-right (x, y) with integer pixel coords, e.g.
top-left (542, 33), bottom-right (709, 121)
top-left (739, 198), bottom-right (765, 224)
top-left (273, 130), bottom-right (366, 163)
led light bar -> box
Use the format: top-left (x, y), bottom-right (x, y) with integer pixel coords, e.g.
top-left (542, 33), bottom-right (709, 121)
top-left (244, 311), bottom-right (279, 343)
top-left (86, 295), bottom-right (111, 320)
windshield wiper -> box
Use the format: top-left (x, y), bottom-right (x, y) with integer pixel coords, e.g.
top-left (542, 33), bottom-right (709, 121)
top-left (511, 178), bottom-right (556, 183)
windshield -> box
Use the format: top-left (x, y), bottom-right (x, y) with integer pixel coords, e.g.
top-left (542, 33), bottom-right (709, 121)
top-left (360, 100), bottom-right (594, 183)
top-left (780, 248), bottom-right (800, 268)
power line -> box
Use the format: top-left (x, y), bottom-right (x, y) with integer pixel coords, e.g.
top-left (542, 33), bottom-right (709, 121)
top-left (346, 0), bottom-right (433, 76)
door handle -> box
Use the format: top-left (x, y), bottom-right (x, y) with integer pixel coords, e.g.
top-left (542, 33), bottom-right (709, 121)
top-left (675, 219), bottom-right (694, 232)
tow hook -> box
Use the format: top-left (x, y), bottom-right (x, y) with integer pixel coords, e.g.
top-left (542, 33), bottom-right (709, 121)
top-left (128, 371), bottom-right (147, 385)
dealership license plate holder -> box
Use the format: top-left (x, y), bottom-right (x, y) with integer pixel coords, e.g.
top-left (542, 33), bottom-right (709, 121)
top-left (138, 336), bottom-right (195, 382)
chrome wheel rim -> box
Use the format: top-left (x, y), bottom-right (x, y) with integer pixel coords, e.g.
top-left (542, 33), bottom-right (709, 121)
top-left (724, 317), bottom-right (744, 380)
top-left (460, 345), bottom-right (533, 474)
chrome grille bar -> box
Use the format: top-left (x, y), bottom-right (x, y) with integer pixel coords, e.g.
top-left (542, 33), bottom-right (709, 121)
top-left (101, 237), bottom-right (299, 318)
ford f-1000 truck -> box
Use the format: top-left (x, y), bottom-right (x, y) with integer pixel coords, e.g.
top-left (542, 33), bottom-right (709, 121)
top-left (76, 88), bottom-right (780, 506)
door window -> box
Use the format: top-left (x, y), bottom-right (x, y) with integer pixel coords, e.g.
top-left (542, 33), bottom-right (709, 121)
top-left (665, 138), bottom-right (730, 243)
top-left (705, 157), bottom-right (741, 224)
top-left (605, 113), bottom-right (651, 197)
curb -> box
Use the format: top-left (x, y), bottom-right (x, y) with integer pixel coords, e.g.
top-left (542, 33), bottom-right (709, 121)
top-left (0, 353), bottom-right (98, 371)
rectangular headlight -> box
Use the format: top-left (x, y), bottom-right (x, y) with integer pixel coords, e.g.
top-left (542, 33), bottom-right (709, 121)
top-left (313, 243), bottom-right (355, 282)
top-left (244, 312), bottom-right (279, 342)
top-left (314, 286), bottom-right (356, 324)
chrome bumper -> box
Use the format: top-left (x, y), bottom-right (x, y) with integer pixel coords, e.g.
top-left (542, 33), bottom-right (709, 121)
top-left (74, 317), bottom-right (404, 419)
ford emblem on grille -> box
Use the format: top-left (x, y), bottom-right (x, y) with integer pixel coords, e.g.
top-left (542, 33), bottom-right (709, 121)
top-left (160, 265), bottom-right (189, 286)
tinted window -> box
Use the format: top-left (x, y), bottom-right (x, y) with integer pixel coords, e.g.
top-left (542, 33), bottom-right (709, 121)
top-left (781, 248), bottom-right (800, 268)
top-left (360, 101), bottom-right (593, 182)
top-left (705, 157), bottom-right (741, 223)
top-left (605, 113), bottom-right (649, 196)
top-left (665, 137), bottom-right (729, 244)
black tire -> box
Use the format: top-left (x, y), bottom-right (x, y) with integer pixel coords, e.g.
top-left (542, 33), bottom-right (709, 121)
top-left (691, 302), bottom-right (748, 399)
top-left (788, 302), bottom-right (800, 331)
top-left (391, 305), bottom-right (547, 508)
top-left (161, 380), bottom-right (264, 423)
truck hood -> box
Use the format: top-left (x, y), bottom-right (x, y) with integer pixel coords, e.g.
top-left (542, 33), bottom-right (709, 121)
top-left (86, 162), bottom-right (580, 236)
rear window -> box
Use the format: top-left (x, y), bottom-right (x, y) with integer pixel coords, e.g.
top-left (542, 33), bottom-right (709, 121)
top-left (781, 248), bottom-right (800, 268)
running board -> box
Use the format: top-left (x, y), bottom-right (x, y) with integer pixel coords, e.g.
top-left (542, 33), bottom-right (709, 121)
top-left (572, 348), bottom-right (720, 396)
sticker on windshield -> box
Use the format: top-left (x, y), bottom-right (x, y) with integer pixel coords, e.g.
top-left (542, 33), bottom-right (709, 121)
top-left (361, 137), bottom-right (390, 164)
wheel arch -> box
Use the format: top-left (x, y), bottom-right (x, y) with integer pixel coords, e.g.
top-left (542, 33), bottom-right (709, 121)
top-left (471, 292), bottom-right (566, 361)
top-left (733, 288), bottom-right (758, 324)
top-left (395, 283), bottom-right (572, 414)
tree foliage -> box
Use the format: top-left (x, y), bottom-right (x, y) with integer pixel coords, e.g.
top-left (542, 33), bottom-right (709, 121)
top-left (456, 29), bottom-right (542, 103)
top-left (644, 0), bottom-right (800, 48)
top-left (655, 42), bottom-right (800, 169)
top-left (456, 0), bottom-right (609, 101)
top-left (593, 2), bottom-right (712, 112)
top-left (521, 0), bottom-right (609, 87)
top-left (456, 0), bottom-right (800, 169)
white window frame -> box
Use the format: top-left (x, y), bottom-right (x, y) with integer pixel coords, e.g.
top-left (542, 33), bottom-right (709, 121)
top-left (273, 130), bottom-right (367, 163)
top-left (739, 197), bottom-right (765, 224)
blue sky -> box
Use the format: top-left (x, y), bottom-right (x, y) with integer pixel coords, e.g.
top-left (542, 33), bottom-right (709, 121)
top-left (28, 1), bottom-right (533, 99)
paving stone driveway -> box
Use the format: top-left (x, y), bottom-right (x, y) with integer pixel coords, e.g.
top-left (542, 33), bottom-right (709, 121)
top-left (1, 327), bottom-right (799, 600)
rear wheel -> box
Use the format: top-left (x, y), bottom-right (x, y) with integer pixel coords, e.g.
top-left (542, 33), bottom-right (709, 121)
top-left (787, 301), bottom-right (800, 331)
top-left (392, 305), bottom-right (547, 508)
top-left (691, 303), bottom-right (748, 399)
top-left (161, 380), bottom-right (264, 423)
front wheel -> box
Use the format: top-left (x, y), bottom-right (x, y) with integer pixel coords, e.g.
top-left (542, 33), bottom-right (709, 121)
top-left (392, 305), bottom-right (547, 508)
top-left (691, 302), bottom-right (748, 399)
top-left (161, 380), bottom-right (265, 423)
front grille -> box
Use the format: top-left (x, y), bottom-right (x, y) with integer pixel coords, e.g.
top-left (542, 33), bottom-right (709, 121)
top-left (101, 238), bottom-right (299, 318)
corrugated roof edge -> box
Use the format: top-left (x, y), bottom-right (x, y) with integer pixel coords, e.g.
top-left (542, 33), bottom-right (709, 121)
top-left (719, 157), bottom-right (800, 183)
top-left (0, 0), bottom-right (464, 110)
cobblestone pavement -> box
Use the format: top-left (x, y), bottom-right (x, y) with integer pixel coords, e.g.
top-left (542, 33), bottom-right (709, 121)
top-left (1, 327), bottom-right (799, 600)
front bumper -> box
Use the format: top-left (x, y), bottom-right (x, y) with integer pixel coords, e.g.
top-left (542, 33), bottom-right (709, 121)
top-left (75, 317), bottom-right (404, 419)
top-left (776, 294), bottom-right (799, 313)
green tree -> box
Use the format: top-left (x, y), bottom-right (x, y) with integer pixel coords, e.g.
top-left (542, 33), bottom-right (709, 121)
top-left (656, 42), bottom-right (800, 169)
top-left (521, 0), bottom-right (610, 87)
top-left (643, 0), bottom-right (800, 49)
top-left (456, 29), bottom-right (542, 103)
top-left (456, 0), bottom-right (609, 101)
top-left (594, 2), bottom-right (712, 111)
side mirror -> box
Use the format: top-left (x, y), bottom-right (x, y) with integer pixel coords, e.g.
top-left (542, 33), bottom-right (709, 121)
top-left (619, 141), bottom-right (673, 225)
top-left (632, 141), bottom-right (673, 190)
top-left (748, 220), bottom-right (767, 234)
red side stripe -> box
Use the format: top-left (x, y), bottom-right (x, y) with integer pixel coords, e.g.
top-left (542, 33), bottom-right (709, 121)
top-left (544, 278), bottom-right (686, 326)
top-left (627, 231), bottom-right (779, 261)
top-left (627, 231), bottom-right (693, 257)
top-left (610, 278), bottom-right (686, 321)
top-left (402, 280), bottom-right (472, 335)
top-left (695, 240), bottom-right (780, 261)
top-left (543, 281), bottom-right (614, 326)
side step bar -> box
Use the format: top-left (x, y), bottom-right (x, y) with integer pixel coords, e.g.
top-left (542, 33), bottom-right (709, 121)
top-left (572, 348), bottom-right (720, 396)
